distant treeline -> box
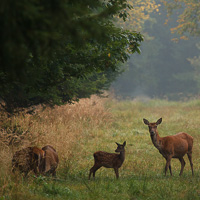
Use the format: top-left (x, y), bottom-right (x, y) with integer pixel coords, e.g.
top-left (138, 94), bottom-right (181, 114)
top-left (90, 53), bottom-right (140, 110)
top-left (112, 0), bottom-right (200, 100)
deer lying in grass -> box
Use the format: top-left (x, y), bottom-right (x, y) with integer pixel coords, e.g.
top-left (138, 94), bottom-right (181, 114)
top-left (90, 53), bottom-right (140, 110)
top-left (12, 145), bottom-right (59, 177)
top-left (143, 118), bottom-right (194, 176)
top-left (12, 146), bottom-right (45, 177)
top-left (89, 141), bottom-right (126, 180)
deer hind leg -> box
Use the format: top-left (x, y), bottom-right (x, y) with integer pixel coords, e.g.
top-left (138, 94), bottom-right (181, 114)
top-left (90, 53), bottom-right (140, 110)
top-left (187, 152), bottom-right (194, 176)
top-left (114, 168), bottom-right (119, 179)
top-left (179, 157), bottom-right (186, 176)
top-left (169, 162), bottom-right (172, 176)
top-left (89, 167), bottom-right (93, 180)
top-left (89, 164), bottom-right (101, 180)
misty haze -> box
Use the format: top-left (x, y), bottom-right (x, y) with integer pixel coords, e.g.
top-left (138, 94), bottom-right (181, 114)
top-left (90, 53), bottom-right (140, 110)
top-left (112, 3), bottom-right (200, 101)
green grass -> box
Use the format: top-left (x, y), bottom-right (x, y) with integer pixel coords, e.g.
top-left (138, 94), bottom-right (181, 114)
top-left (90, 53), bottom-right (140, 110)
top-left (1, 98), bottom-right (200, 199)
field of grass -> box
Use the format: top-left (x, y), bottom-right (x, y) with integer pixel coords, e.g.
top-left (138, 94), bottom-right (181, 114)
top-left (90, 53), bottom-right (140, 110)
top-left (1, 96), bottom-right (200, 199)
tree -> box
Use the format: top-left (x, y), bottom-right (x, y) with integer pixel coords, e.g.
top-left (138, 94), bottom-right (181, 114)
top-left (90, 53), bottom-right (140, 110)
top-left (118, 0), bottom-right (160, 31)
top-left (0, 0), bottom-right (143, 113)
top-left (162, 0), bottom-right (200, 38)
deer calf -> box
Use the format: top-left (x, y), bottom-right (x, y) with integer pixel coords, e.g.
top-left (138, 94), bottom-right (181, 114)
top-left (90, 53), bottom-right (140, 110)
top-left (143, 118), bottom-right (194, 176)
top-left (89, 141), bottom-right (126, 180)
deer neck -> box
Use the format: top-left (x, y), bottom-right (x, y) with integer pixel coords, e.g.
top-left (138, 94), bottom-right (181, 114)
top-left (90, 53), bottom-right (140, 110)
top-left (151, 131), bottom-right (162, 150)
top-left (119, 150), bottom-right (125, 163)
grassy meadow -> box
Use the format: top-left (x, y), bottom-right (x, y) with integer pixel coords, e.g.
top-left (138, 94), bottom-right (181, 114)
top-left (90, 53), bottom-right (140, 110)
top-left (1, 96), bottom-right (200, 199)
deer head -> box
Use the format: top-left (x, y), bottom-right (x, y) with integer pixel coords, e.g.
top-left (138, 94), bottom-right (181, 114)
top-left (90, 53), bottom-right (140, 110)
top-left (115, 141), bottom-right (126, 152)
top-left (143, 118), bottom-right (162, 136)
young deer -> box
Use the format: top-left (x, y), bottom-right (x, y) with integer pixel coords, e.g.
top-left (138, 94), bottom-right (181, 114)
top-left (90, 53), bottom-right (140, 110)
top-left (89, 141), bottom-right (126, 180)
top-left (143, 118), bottom-right (194, 176)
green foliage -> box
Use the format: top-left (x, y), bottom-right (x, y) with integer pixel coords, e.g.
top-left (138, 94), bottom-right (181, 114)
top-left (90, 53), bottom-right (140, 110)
top-left (0, 0), bottom-right (143, 113)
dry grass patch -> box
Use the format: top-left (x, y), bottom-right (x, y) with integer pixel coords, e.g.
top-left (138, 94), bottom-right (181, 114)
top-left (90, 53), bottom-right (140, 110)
top-left (0, 95), bottom-right (112, 180)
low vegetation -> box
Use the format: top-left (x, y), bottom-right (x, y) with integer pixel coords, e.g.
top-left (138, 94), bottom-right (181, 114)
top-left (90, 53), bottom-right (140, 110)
top-left (1, 95), bottom-right (200, 199)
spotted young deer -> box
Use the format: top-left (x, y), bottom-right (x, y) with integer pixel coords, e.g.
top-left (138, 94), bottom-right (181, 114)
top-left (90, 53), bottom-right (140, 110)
top-left (143, 118), bottom-right (194, 176)
top-left (89, 141), bottom-right (126, 180)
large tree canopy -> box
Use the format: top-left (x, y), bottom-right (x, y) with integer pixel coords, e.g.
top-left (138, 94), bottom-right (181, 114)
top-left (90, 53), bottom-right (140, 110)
top-left (0, 0), bottom-right (143, 113)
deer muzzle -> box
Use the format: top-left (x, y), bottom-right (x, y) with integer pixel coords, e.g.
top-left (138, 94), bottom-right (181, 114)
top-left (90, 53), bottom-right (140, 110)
top-left (150, 131), bottom-right (155, 136)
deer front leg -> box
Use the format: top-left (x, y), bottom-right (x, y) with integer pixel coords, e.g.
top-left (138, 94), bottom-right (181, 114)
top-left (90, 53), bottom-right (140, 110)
top-left (114, 168), bottom-right (119, 179)
top-left (165, 158), bottom-right (172, 176)
top-left (165, 156), bottom-right (172, 176)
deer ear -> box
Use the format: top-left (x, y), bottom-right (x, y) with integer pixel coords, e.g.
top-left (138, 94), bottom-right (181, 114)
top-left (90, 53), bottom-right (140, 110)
top-left (143, 118), bottom-right (149, 125)
top-left (156, 118), bottom-right (162, 125)
top-left (115, 142), bottom-right (120, 146)
top-left (123, 141), bottom-right (126, 147)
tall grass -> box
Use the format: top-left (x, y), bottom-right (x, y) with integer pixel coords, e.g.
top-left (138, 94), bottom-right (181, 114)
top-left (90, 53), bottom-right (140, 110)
top-left (1, 96), bottom-right (200, 199)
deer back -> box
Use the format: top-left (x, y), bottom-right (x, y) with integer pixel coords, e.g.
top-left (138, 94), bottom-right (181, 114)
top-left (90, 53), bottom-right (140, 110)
top-left (42, 145), bottom-right (59, 173)
top-left (161, 132), bottom-right (193, 157)
top-left (94, 151), bottom-right (122, 168)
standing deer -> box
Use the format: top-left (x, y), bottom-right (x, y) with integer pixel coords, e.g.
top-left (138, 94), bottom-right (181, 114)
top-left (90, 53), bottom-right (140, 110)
top-left (143, 118), bottom-right (194, 176)
top-left (89, 141), bottom-right (126, 180)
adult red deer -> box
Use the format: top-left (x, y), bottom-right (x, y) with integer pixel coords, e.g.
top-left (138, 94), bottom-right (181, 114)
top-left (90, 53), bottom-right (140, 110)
top-left (41, 145), bottom-right (59, 177)
top-left (89, 141), bottom-right (126, 180)
top-left (143, 118), bottom-right (194, 176)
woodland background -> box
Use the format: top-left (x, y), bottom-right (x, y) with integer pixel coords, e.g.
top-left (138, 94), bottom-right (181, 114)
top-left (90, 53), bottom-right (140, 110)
top-left (113, 0), bottom-right (200, 100)
top-left (1, 0), bottom-right (200, 115)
